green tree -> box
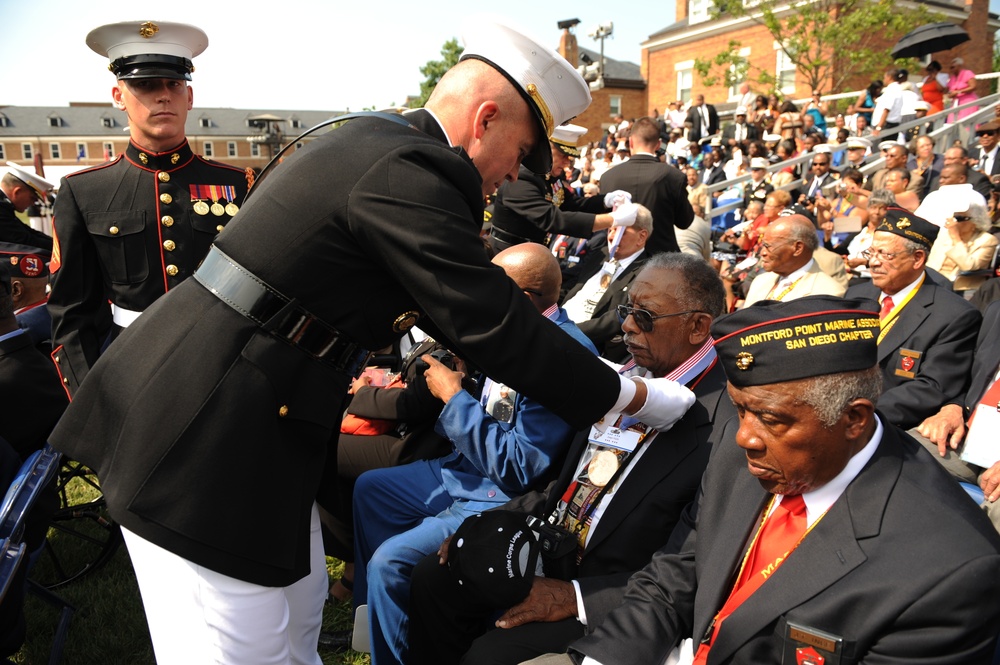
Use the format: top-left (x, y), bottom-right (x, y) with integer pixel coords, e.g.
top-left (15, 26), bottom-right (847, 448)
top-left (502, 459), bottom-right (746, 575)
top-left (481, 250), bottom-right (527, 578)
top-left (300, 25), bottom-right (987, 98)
top-left (412, 38), bottom-right (464, 108)
top-left (696, 0), bottom-right (939, 94)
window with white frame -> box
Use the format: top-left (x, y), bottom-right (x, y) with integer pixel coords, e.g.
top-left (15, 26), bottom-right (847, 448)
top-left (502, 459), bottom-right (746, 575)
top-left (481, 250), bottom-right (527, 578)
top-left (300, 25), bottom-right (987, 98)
top-left (76, 143), bottom-right (87, 160)
top-left (250, 143), bottom-right (261, 158)
top-left (0, 145), bottom-right (5, 160)
top-left (689, 0), bottom-right (710, 24)
top-left (21, 143), bottom-right (32, 159)
top-left (728, 48), bottom-right (752, 100)
top-left (104, 142), bottom-right (115, 159)
top-left (50, 143), bottom-right (61, 159)
top-left (204, 141), bottom-right (214, 158)
top-left (200, 117), bottom-right (212, 128)
top-left (775, 46), bottom-right (797, 96)
top-left (676, 60), bottom-right (694, 104)
top-left (228, 142), bottom-right (237, 158)
top-left (609, 95), bottom-right (622, 117)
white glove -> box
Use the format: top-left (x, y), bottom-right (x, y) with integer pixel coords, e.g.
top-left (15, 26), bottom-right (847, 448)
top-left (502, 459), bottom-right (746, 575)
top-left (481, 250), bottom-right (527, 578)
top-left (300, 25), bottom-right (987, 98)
top-left (630, 376), bottom-right (696, 432)
top-left (603, 190), bottom-right (632, 209)
top-left (610, 202), bottom-right (639, 228)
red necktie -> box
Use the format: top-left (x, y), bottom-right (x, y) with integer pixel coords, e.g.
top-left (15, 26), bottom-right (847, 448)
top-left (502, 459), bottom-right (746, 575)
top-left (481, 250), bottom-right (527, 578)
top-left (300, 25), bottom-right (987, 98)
top-left (694, 495), bottom-right (808, 664)
top-left (879, 295), bottom-right (895, 320)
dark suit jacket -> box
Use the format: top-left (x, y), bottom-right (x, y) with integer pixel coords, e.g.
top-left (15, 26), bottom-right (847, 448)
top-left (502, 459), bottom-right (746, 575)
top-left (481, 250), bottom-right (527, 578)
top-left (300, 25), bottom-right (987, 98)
top-left (969, 146), bottom-right (1000, 177)
top-left (485, 361), bottom-right (732, 622)
top-left (562, 249), bottom-right (647, 361)
top-left (48, 110), bottom-right (628, 587)
top-left (597, 155), bottom-right (694, 255)
top-left (0, 331), bottom-right (66, 460)
top-left (699, 164), bottom-right (727, 189)
top-left (574, 418), bottom-right (1000, 665)
top-left (802, 171), bottom-right (835, 199)
top-left (958, 299), bottom-right (1000, 416)
top-left (721, 123), bottom-right (759, 146)
top-left (927, 168), bottom-right (993, 200)
top-left (845, 277), bottom-right (981, 429)
top-left (0, 195), bottom-right (53, 251)
top-left (686, 104), bottom-right (720, 142)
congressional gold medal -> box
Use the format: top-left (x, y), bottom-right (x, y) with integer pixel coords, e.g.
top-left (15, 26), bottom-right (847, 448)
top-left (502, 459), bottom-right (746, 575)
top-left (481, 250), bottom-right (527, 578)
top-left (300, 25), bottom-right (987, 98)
top-left (193, 201), bottom-right (210, 215)
top-left (392, 310), bottom-right (420, 333)
top-left (225, 202), bottom-right (239, 216)
top-left (587, 450), bottom-right (619, 488)
top-left (210, 202), bottom-right (225, 216)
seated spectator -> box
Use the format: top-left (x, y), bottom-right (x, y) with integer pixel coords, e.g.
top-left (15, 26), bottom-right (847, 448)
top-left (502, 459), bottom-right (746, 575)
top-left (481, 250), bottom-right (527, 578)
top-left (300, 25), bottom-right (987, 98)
top-left (0, 266), bottom-right (67, 661)
top-left (926, 200), bottom-right (999, 292)
top-left (352, 243), bottom-right (601, 664)
top-left (868, 144), bottom-right (922, 195)
top-left (743, 214), bottom-right (846, 307)
top-left (317, 334), bottom-right (458, 602)
top-left (916, 299), bottom-right (1000, 532)
top-left (883, 166), bottom-right (920, 211)
top-left (408, 253), bottom-right (732, 665)
top-left (562, 205), bottom-right (652, 362)
top-left (742, 157), bottom-right (774, 209)
top-left (816, 168), bottom-right (870, 251)
top-left (846, 209), bottom-right (981, 429)
top-left (677, 194), bottom-right (713, 261)
top-left (0, 242), bottom-right (52, 352)
top-left (826, 188), bottom-right (894, 285)
top-left (541, 296), bottom-right (1000, 665)
top-left (908, 135), bottom-right (943, 200)
top-left (925, 146), bottom-right (992, 200)
top-left (916, 161), bottom-right (988, 226)
top-left (718, 191), bottom-right (792, 311)
top-left (773, 100), bottom-right (803, 140)
top-left (839, 136), bottom-right (873, 172)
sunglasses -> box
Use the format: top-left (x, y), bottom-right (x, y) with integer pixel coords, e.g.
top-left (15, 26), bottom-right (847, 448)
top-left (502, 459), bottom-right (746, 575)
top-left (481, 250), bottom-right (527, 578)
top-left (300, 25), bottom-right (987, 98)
top-left (616, 304), bottom-right (703, 332)
top-left (952, 214), bottom-right (972, 222)
top-left (977, 131), bottom-right (997, 137)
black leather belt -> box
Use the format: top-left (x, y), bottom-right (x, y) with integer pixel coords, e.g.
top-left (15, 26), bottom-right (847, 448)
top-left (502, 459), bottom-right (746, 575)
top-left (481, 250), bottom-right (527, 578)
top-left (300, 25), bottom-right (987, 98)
top-left (489, 226), bottom-right (532, 247)
top-left (194, 246), bottom-right (370, 376)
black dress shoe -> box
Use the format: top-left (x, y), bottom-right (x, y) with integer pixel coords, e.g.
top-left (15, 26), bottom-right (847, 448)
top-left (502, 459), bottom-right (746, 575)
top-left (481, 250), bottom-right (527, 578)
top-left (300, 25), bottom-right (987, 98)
top-left (317, 628), bottom-right (353, 652)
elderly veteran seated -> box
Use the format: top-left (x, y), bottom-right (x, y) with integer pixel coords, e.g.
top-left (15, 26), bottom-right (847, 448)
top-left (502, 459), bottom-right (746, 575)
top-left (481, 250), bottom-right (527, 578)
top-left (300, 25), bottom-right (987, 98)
top-left (846, 209), bottom-right (982, 430)
top-left (351, 243), bottom-right (694, 665)
top-left (408, 253), bottom-right (733, 665)
top-left (742, 214), bottom-right (846, 307)
top-left (525, 295), bottom-right (1000, 665)
top-left (926, 198), bottom-right (999, 292)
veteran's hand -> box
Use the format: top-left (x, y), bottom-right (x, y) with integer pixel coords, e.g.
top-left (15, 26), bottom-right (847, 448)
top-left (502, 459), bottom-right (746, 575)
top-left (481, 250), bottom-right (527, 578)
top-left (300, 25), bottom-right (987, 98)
top-left (496, 577), bottom-right (577, 629)
top-left (423, 355), bottom-right (465, 404)
top-left (916, 404), bottom-right (966, 456)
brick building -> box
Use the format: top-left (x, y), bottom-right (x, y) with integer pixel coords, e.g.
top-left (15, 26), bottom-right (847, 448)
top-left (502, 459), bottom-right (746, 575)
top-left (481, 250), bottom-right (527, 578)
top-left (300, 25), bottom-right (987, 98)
top-left (0, 104), bottom-right (340, 184)
top-left (640, 0), bottom-right (998, 114)
top-left (556, 26), bottom-right (647, 143)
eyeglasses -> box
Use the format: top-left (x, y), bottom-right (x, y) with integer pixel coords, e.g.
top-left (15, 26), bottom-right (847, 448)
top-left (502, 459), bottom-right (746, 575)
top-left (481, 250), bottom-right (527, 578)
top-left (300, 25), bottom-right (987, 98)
top-left (616, 304), bottom-right (703, 332)
top-left (760, 240), bottom-right (793, 251)
top-left (862, 248), bottom-right (909, 262)
top-left (952, 214), bottom-right (972, 222)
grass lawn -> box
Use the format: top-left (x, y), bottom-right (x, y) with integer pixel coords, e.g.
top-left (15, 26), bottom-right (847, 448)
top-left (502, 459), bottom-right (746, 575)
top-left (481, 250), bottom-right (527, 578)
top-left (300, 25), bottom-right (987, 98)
top-left (12, 465), bottom-right (368, 665)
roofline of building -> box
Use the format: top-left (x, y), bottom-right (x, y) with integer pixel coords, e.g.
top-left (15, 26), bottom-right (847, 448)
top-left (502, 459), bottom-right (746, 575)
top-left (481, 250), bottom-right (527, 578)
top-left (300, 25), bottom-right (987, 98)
top-left (641, 0), bottom-right (998, 52)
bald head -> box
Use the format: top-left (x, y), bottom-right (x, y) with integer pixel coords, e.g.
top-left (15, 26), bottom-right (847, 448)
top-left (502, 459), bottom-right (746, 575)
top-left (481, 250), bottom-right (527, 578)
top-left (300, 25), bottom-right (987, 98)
top-left (492, 242), bottom-right (562, 310)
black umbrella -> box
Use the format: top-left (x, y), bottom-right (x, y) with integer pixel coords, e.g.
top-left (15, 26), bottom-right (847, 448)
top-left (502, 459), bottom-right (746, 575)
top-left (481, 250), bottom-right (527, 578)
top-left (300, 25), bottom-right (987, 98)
top-left (891, 22), bottom-right (970, 59)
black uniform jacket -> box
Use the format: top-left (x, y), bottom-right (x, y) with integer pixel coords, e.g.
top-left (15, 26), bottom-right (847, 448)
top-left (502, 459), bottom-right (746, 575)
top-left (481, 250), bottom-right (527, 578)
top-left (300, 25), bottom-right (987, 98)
top-left (597, 154), bottom-right (694, 255)
top-left (846, 276), bottom-right (981, 429)
top-left (48, 111), bottom-right (623, 586)
top-left (48, 139), bottom-right (251, 396)
top-left (0, 194), bottom-right (53, 251)
top-left (0, 330), bottom-right (67, 460)
top-left (490, 166), bottom-right (607, 245)
top-left (573, 417), bottom-right (1000, 665)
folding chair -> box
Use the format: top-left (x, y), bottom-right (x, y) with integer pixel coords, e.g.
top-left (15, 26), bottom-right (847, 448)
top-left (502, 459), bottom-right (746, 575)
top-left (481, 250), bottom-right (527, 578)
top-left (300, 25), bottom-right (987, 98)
top-left (0, 444), bottom-right (74, 665)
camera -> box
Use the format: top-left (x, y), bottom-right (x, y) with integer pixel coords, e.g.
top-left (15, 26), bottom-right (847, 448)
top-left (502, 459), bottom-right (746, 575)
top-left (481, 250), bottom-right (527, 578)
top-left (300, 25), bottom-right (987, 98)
top-left (414, 347), bottom-right (457, 373)
top-left (526, 515), bottom-right (578, 580)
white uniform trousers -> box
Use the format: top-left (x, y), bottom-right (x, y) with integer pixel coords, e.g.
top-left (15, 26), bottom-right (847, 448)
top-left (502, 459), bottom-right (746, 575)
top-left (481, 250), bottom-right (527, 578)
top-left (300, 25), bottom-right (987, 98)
top-left (122, 504), bottom-right (326, 665)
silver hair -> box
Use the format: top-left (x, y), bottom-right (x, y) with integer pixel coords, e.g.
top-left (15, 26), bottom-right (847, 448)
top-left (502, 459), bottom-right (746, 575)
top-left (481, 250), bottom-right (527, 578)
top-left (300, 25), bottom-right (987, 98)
top-left (963, 202), bottom-right (992, 233)
top-left (868, 189), bottom-right (897, 209)
top-left (798, 367), bottom-right (883, 428)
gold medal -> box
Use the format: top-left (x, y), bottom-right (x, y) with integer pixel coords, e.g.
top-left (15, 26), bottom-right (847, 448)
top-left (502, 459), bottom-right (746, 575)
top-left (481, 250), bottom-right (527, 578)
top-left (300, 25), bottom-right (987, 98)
top-left (587, 450), bottom-right (619, 488)
top-left (210, 202), bottom-right (225, 216)
top-left (600, 273), bottom-right (612, 289)
top-left (225, 202), bottom-right (239, 216)
top-left (193, 200), bottom-right (210, 215)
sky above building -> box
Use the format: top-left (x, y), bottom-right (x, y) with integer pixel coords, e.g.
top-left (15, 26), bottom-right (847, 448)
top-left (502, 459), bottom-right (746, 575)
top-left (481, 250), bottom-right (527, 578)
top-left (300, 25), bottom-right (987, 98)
top-left (2, 0), bottom-right (672, 112)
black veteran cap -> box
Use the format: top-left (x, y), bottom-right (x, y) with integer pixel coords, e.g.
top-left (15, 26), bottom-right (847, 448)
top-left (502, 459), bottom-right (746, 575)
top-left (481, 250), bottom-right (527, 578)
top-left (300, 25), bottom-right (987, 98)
top-left (87, 20), bottom-right (208, 81)
top-left (875, 207), bottom-right (938, 250)
top-left (0, 243), bottom-right (51, 279)
top-left (447, 510), bottom-right (539, 607)
top-left (711, 295), bottom-right (880, 387)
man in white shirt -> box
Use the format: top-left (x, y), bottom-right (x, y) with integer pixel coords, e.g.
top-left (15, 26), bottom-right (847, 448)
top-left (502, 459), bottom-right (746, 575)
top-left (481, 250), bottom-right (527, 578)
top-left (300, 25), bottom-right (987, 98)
top-left (872, 68), bottom-right (905, 135)
top-left (562, 206), bottom-right (652, 360)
